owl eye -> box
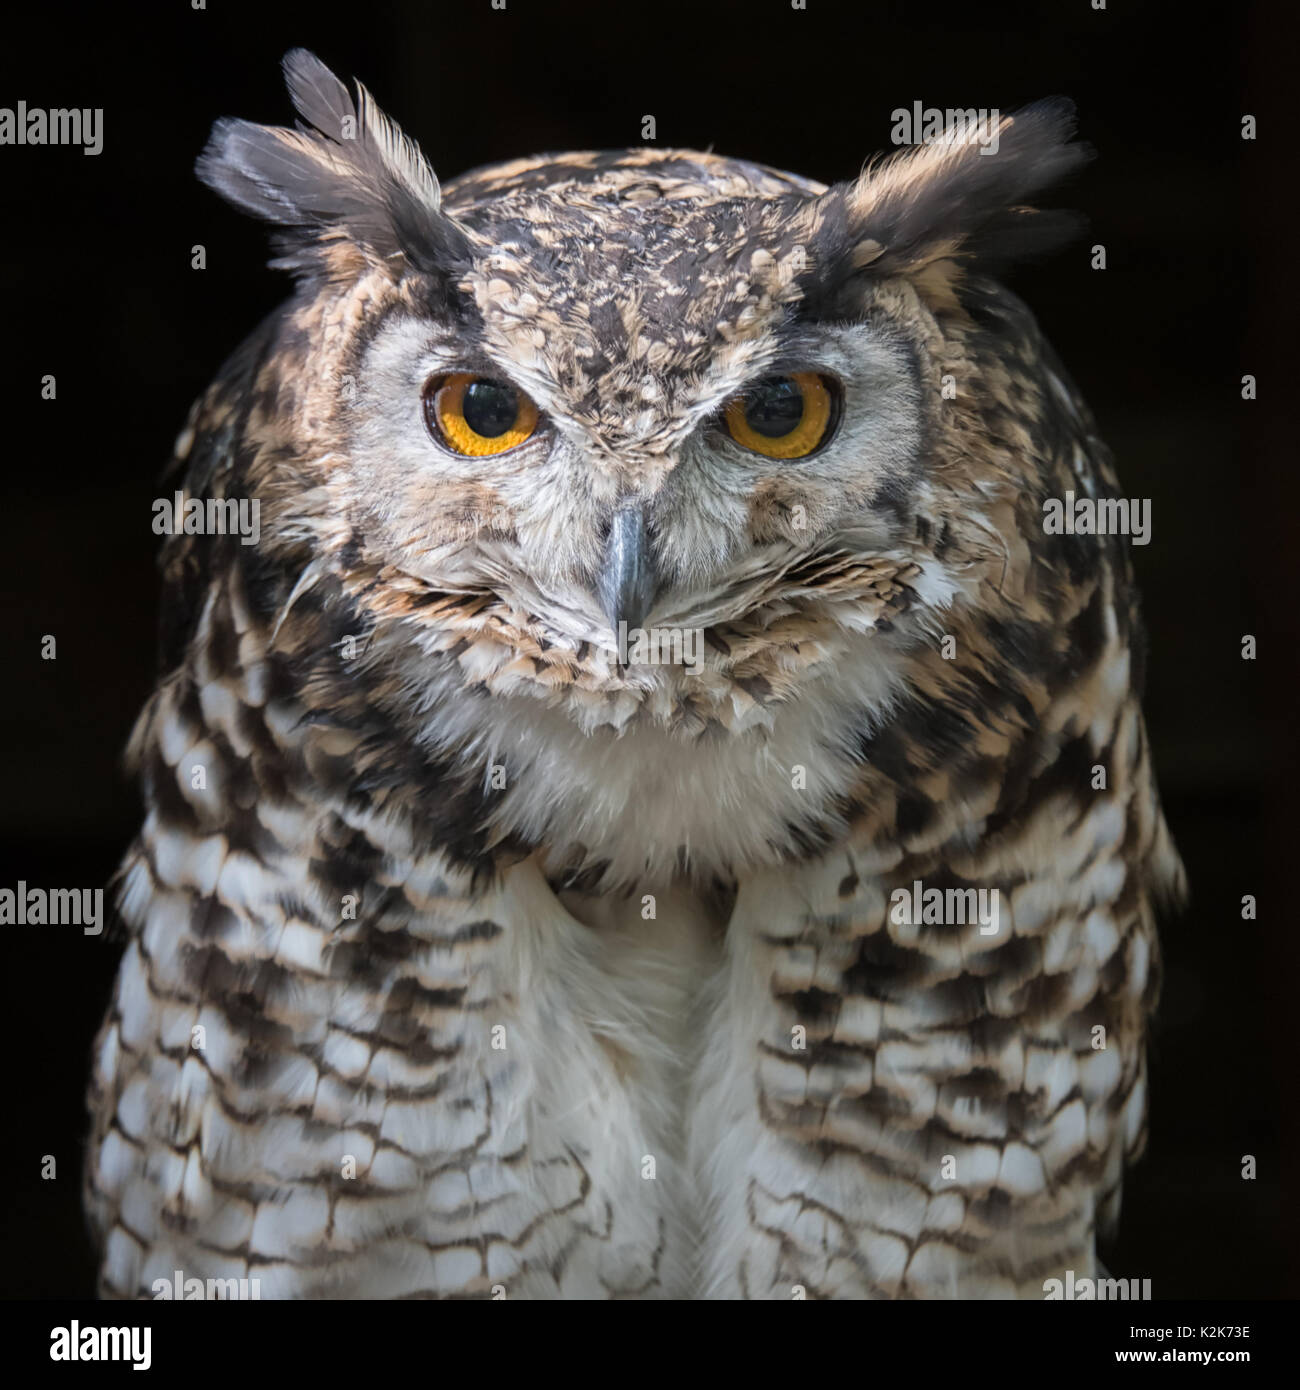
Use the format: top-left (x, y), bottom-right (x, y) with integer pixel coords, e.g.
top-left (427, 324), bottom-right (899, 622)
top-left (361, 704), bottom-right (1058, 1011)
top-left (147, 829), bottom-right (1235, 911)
top-left (423, 373), bottom-right (540, 456)
top-left (723, 372), bottom-right (839, 459)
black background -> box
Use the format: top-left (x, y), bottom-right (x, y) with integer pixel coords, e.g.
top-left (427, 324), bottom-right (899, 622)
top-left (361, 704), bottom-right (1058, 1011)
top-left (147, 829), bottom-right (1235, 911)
top-left (0, 0), bottom-right (1295, 1299)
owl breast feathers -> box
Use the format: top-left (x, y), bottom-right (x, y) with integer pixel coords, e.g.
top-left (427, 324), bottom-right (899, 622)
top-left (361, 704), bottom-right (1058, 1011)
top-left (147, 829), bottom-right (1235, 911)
top-left (85, 50), bottom-right (1184, 1299)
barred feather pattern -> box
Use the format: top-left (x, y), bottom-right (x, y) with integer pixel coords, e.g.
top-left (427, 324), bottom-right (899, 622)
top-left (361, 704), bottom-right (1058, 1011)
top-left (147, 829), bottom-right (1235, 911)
top-left (85, 57), bottom-right (1184, 1299)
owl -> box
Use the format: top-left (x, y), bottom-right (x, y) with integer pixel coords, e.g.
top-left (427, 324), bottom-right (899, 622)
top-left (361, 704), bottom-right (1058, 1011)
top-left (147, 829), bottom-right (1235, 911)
top-left (85, 50), bottom-right (1184, 1300)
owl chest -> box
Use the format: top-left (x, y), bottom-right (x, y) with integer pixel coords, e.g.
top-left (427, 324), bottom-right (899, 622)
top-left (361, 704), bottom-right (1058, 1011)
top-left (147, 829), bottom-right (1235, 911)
top-left (474, 679), bottom-right (886, 888)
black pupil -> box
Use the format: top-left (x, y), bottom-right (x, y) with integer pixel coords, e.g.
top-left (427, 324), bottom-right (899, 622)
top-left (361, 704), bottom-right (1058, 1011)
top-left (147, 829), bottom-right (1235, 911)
top-left (462, 380), bottom-right (518, 437)
top-left (743, 377), bottom-right (804, 437)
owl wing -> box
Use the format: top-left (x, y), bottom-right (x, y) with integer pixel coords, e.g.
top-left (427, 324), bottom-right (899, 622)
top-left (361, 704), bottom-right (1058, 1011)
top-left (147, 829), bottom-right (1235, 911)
top-left (690, 292), bottom-right (1184, 1297)
top-left (85, 343), bottom-right (688, 1295)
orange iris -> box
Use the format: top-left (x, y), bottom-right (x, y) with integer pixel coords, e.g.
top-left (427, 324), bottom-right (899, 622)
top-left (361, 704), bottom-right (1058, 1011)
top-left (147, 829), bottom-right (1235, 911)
top-left (724, 372), bottom-right (836, 459)
top-left (425, 373), bottom-right (540, 457)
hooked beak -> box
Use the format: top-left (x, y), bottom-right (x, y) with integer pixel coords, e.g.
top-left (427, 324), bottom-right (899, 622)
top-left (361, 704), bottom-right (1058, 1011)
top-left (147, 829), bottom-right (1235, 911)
top-left (598, 505), bottom-right (658, 638)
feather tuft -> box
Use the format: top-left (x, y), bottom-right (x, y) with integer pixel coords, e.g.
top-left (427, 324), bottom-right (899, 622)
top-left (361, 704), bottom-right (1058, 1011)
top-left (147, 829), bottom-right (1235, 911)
top-left (197, 49), bottom-right (467, 281)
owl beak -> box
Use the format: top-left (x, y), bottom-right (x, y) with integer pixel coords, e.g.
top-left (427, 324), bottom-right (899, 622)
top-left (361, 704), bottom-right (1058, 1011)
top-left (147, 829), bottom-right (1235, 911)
top-left (598, 505), bottom-right (658, 644)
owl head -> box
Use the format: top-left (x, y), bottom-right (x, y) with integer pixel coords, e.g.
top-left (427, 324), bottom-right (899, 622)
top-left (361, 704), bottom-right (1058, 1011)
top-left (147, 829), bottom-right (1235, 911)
top-left (194, 51), bottom-right (1089, 760)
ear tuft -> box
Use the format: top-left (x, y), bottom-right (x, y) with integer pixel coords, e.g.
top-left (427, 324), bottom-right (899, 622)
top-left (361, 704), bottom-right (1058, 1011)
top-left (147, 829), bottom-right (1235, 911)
top-left (197, 49), bottom-right (468, 280)
top-left (807, 99), bottom-right (1092, 294)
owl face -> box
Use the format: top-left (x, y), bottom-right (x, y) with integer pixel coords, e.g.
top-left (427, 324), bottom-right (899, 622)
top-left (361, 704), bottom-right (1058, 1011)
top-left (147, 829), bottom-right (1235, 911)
top-left (346, 252), bottom-right (929, 640)
top-left (197, 52), bottom-right (1089, 873)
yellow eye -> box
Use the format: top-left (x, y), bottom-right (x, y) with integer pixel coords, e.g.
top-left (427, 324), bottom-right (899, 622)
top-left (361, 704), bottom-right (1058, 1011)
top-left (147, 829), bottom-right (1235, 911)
top-left (723, 372), bottom-right (838, 459)
top-left (423, 373), bottom-right (540, 456)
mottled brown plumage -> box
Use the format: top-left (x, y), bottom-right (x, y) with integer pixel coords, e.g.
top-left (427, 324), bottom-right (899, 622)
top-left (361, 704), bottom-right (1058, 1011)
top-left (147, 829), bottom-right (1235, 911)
top-left (85, 51), bottom-right (1183, 1299)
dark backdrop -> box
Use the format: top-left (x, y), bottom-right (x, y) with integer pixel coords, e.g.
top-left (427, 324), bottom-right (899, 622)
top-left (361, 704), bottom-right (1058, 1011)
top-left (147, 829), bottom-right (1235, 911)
top-left (0, 0), bottom-right (1294, 1299)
